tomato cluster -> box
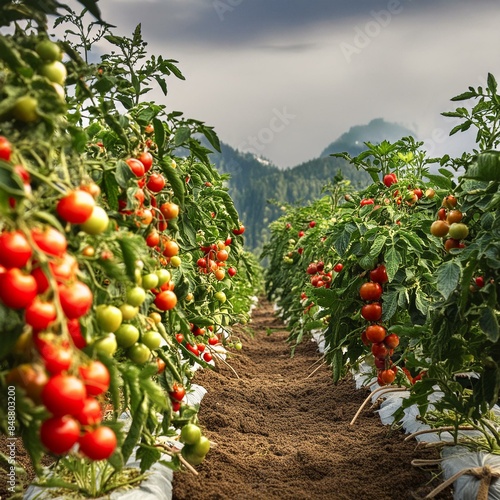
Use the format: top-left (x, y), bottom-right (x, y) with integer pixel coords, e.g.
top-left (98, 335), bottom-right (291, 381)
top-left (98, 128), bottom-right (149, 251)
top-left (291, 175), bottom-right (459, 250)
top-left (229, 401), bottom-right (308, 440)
top-left (359, 265), bottom-right (400, 386)
top-left (430, 195), bottom-right (469, 252)
top-left (306, 261), bottom-right (332, 289)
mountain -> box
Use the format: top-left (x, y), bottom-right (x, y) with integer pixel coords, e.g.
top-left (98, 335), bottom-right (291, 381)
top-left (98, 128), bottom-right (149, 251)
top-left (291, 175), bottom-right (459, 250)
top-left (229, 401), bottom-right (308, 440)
top-left (207, 118), bottom-right (415, 255)
top-left (320, 118), bottom-right (415, 158)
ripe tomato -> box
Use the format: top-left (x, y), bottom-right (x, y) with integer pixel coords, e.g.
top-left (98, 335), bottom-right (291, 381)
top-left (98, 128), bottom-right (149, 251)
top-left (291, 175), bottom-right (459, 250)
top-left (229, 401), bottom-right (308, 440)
top-left (384, 333), bottom-right (400, 349)
top-left (369, 265), bottom-right (388, 284)
top-left (359, 282), bottom-right (383, 301)
top-left (75, 398), bottom-right (103, 426)
top-left (378, 369), bottom-right (396, 385)
top-left (42, 346), bottom-right (72, 374)
top-left (146, 173), bottom-right (166, 192)
top-left (7, 363), bottom-right (48, 404)
top-left (228, 267), bottom-right (237, 277)
top-left (214, 269), bottom-right (225, 281)
top-left (31, 227), bottom-right (67, 257)
top-left (371, 342), bottom-right (389, 359)
top-left (175, 333), bottom-right (184, 343)
top-left (413, 188), bottom-right (423, 199)
top-left (203, 352), bottom-right (213, 362)
top-left (169, 383), bottom-right (186, 402)
top-left (57, 190), bottom-right (95, 224)
top-left (40, 416), bottom-right (80, 455)
top-left (333, 263), bottom-right (343, 273)
top-left (0, 268), bottom-right (37, 309)
top-left (79, 361), bottom-right (110, 396)
top-left (154, 290), bottom-right (177, 311)
top-left (216, 249), bottom-right (229, 261)
top-left (361, 302), bottom-right (382, 322)
top-left (475, 276), bottom-right (485, 288)
top-left (383, 173), bottom-right (397, 187)
top-left (442, 195), bottom-right (458, 209)
top-left (444, 238), bottom-right (461, 252)
top-left (0, 231), bottom-right (32, 269)
top-left (58, 281), bottom-right (93, 319)
top-left (156, 357), bottom-right (166, 374)
top-left (25, 298), bottom-right (57, 330)
top-left (365, 324), bottom-right (386, 343)
top-left (437, 208), bottom-right (447, 221)
top-left (79, 426), bottom-right (117, 461)
top-left (160, 202), bottom-right (179, 220)
top-left (360, 198), bottom-right (374, 206)
top-left (42, 374), bottom-right (86, 416)
top-left (32, 253), bottom-right (78, 293)
top-left (0, 136), bottom-right (12, 161)
top-left (446, 210), bottom-right (463, 224)
top-left (162, 240), bottom-right (179, 257)
top-left (430, 220), bottom-right (450, 238)
top-left (127, 158), bottom-right (145, 177)
top-left (67, 318), bottom-right (86, 349)
top-left (186, 344), bottom-right (200, 356)
top-left (138, 151), bottom-right (153, 172)
top-left (146, 229), bottom-right (160, 247)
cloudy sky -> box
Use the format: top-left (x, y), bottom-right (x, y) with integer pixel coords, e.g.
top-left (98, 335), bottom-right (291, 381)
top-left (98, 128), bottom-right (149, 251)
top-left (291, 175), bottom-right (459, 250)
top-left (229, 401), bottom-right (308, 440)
top-left (71, 0), bottom-right (500, 168)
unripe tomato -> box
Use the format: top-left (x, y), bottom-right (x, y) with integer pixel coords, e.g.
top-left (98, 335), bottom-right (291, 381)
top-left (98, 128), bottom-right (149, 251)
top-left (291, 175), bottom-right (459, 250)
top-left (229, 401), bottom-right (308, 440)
top-left (142, 330), bottom-right (162, 350)
top-left (448, 222), bottom-right (469, 240)
top-left (12, 96), bottom-right (38, 122)
top-left (430, 220), bottom-right (449, 238)
top-left (127, 343), bottom-right (152, 364)
top-left (126, 286), bottom-right (146, 307)
top-left (442, 195), bottom-right (458, 209)
top-left (96, 304), bottom-right (123, 333)
top-left (115, 324), bottom-right (140, 348)
top-left (40, 60), bottom-right (67, 85)
top-left (36, 40), bottom-right (62, 61)
top-left (80, 206), bottom-right (109, 234)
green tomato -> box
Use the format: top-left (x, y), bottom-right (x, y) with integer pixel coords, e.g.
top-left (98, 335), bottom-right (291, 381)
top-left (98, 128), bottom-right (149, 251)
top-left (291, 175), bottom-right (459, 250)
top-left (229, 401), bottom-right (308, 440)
top-left (234, 342), bottom-right (243, 351)
top-left (191, 436), bottom-right (210, 457)
top-left (126, 286), bottom-right (146, 307)
top-left (127, 343), bottom-right (151, 364)
top-left (119, 303), bottom-right (139, 321)
top-left (81, 206), bottom-right (109, 235)
top-left (214, 291), bottom-right (226, 303)
top-left (36, 40), bottom-right (62, 61)
top-left (155, 269), bottom-right (171, 286)
top-left (142, 330), bottom-right (162, 350)
top-left (96, 304), bottom-right (123, 333)
top-left (40, 60), bottom-right (67, 85)
top-left (93, 334), bottom-right (118, 356)
top-left (141, 273), bottom-right (159, 290)
top-left (170, 256), bottom-right (182, 268)
top-left (181, 446), bottom-right (205, 466)
top-left (115, 324), bottom-right (140, 348)
top-left (12, 96), bottom-right (38, 123)
top-left (448, 223), bottom-right (469, 240)
top-left (180, 424), bottom-right (202, 445)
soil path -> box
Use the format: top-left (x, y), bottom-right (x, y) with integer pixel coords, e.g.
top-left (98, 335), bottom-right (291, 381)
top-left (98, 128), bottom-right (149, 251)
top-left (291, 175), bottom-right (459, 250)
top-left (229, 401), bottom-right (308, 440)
top-left (172, 297), bottom-right (452, 500)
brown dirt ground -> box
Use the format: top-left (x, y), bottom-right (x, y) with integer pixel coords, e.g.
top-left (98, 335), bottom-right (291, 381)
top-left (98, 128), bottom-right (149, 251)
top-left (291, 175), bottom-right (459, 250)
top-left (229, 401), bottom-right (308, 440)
top-left (0, 297), bottom-right (453, 500)
top-left (172, 298), bottom-right (453, 500)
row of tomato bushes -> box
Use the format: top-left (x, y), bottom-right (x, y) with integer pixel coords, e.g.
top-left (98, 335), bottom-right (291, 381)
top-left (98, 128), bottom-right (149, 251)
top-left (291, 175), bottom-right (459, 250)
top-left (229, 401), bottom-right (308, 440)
top-left (262, 83), bottom-right (500, 452)
top-left (0, 2), bottom-right (261, 497)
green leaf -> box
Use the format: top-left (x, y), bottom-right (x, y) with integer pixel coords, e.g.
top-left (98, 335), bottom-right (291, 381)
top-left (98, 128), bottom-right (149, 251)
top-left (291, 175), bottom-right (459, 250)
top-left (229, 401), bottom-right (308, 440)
top-left (385, 246), bottom-right (401, 282)
top-left (382, 290), bottom-right (398, 321)
top-left (103, 170), bottom-right (120, 211)
top-left (424, 173), bottom-right (452, 190)
top-left (117, 234), bottom-right (145, 282)
top-left (160, 161), bottom-right (185, 205)
top-left (479, 307), bottom-right (499, 342)
top-left (153, 117), bottom-right (166, 153)
top-left (136, 445), bottom-right (162, 474)
top-left (121, 395), bottom-right (149, 463)
top-left (174, 126), bottom-right (191, 147)
top-left (115, 159), bottom-right (135, 189)
top-left (487, 73), bottom-right (498, 94)
top-left (436, 261), bottom-right (461, 299)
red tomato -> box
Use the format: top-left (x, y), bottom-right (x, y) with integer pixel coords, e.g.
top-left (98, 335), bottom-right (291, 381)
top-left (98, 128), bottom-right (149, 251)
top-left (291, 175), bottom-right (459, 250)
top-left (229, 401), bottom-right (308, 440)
top-left (56, 190), bottom-right (95, 224)
top-left (169, 383), bottom-right (186, 401)
top-left (369, 265), bottom-right (389, 284)
top-left (138, 151), bottom-right (153, 172)
top-left (203, 352), bottom-right (213, 362)
top-left (40, 416), bottom-right (80, 455)
top-left (0, 136), bottom-right (12, 161)
top-left (228, 267), bottom-right (237, 277)
top-left (146, 229), bottom-right (160, 247)
top-left (25, 298), bottom-right (57, 330)
top-left (359, 282), bottom-right (383, 301)
top-left (162, 240), bottom-right (179, 258)
top-left (0, 231), bottom-right (32, 269)
top-left (175, 333), bottom-right (184, 343)
top-left (365, 324), bottom-right (386, 343)
top-left (32, 253), bottom-right (78, 293)
top-left (159, 202), bottom-right (179, 220)
top-left (31, 227), bottom-right (67, 257)
top-left (384, 333), bottom-right (400, 349)
top-left (360, 198), bottom-right (374, 206)
top-left (378, 369), bottom-right (396, 385)
top-left (333, 263), bottom-right (343, 273)
top-left (126, 158), bottom-right (145, 177)
top-left (41, 374), bottom-right (86, 416)
top-left (154, 290), bottom-right (177, 311)
top-left (67, 318), bottom-right (86, 349)
top-left (186, 343), bottom-right (200, 356)
top-left (79, 426), bottom-right (117, 460)
top-left (0, 268), bottom-right (37, 309)
top-left (361, 302), bottom-right (382, 322)
top-left (75, 398), bottom-right (103, 426)
top-left (79, 360), bottom-right (110, 396)
top-left (58, 281), bottom-right (93, 319)
top-left (371, 342), bottom-right (389, 359)
top-left (475, 276), bottom-right (485, 288)
top-left (146, 173), bottom-right (166, 192)
top-left (383, 173), bottom-right (397, 188)
top-left (42, 346), bottom-right (72, 374)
